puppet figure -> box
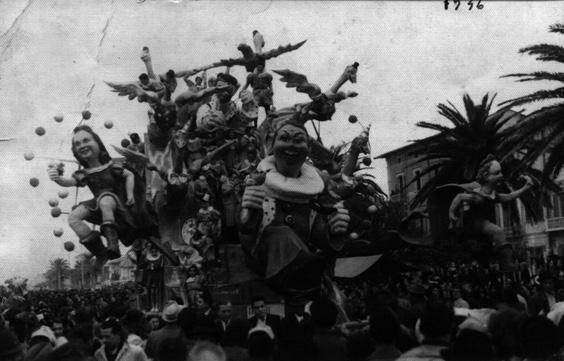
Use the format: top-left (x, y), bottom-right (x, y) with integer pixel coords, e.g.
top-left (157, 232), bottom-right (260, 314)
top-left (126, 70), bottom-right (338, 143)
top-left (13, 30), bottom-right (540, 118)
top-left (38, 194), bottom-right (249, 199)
top-left (448, 155), bottom-right (534, 271)
top-left (142, 244), bottom-right (164, 312)
top-left (242, 59), bottom-right (274, 115)
top-left (47, 125), bottom-right (155, 265)
top-left (239, 120), bottom-right (350, 298)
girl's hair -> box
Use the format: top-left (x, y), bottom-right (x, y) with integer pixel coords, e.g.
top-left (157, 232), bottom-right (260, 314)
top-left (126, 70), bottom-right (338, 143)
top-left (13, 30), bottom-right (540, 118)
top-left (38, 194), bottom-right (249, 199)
top-left (71, 125), bottom-right (112, 168)
top-left (475, 154), bottom-right (498, 185)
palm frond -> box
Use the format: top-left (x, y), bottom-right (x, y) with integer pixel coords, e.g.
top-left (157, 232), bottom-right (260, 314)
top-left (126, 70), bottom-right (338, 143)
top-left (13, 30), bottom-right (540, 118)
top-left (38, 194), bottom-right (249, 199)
top-left (501, 72), bottom-right (564, 83)
top-left (549, 23), bottom-right (564, 34)
top-left (519, 44), bottom-right (564, 63)
top-left (499, 87), bottom-right (564, 107)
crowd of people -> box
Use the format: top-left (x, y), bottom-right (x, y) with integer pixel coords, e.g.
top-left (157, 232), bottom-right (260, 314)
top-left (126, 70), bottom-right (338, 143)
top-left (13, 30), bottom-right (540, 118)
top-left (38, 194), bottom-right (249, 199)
top-left (2, 254), bottom-right (564, 361)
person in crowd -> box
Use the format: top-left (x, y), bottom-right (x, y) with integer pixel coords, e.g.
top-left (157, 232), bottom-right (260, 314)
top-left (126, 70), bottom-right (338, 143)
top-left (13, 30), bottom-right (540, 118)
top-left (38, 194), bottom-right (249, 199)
top-left (443, 328), bottom-right (496, 361)
top-left (155, 337), bottom-right (187, 361)
top-left (247, 296), bottom-right (281, 337)
top-left (188, 342), bottom-right (227, 361)
top-left (95, 317), bottom-right (147, 361)
top-left (530, 271), bottom-right (557, 315)
top-left (247, 327), bottom-right (275, 361)
top-left (277, 301), bottom-right (314, 361)
top-left (215, 301), bottom-right (234, 344)
top-left (367, 306), bottom-right (402, 361)
top-left (121, 309), bottom-right (148, 348)
top-left (222, 319), bottom-right (249, 361)
top-left (519, 315), bottom-right (560, 361)
top-left (0, 326), bottom-right (25, 361)
top-left (309, 297), bottom-right (348, 361)
top-left (145, 302), bottom-right (183, 361)
top-left (397, 301), bottom-right (454, 361)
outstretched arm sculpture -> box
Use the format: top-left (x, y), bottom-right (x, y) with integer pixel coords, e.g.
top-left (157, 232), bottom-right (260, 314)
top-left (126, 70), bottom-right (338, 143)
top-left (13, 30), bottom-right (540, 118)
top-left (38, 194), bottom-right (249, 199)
top-left (272, 62), bottom-right (359, 123)
top-left (447, 154), bottom-right (534, 272)
top-left (175, 39), bottom-right (307, 77)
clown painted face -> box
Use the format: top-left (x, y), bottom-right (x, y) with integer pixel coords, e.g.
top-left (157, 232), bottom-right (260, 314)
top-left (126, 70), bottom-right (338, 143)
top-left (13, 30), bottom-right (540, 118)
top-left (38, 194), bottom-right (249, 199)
top-left (72, 130), bottom-right (101, 162)
top-left (273, 124), bottom-right (309, 175)
top-left (486, 161), bottom-right (504, 186)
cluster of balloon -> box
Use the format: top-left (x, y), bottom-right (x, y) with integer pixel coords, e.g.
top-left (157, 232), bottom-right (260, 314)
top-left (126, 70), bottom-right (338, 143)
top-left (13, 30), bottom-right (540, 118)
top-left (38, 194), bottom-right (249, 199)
top-left (51, 207), bottom-right (62, 218)
top-left (35, 127), bottom-right (46, 136)
top-left (64, 241), bottom-right (75, 252)
top-left (53, 228), bottom-right (63, 237)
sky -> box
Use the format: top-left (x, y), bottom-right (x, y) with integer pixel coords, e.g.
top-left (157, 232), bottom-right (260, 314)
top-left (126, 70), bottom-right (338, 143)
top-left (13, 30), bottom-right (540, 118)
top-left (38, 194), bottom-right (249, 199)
top-left (1, 0), bottom-right (564, 285)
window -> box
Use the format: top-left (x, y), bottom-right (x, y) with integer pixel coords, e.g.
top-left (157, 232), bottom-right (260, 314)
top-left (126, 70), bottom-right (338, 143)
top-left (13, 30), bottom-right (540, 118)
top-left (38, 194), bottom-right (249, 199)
top-left (414, 169), bottom-right (422, 191)
top-left (396, 174), bottom-right (404, 192)
top-left (547, 192), bottom-right (564, 218)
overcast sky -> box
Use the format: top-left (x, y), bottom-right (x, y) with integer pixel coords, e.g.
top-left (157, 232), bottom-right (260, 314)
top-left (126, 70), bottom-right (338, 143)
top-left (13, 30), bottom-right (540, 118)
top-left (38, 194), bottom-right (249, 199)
top-left (1, 0), bottom-right (563, 284)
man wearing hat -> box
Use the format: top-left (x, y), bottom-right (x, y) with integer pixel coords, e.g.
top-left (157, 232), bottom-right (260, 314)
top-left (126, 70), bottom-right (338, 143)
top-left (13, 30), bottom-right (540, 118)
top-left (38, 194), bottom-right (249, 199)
top-left (145, 301), bottom-right (184, 361)
top-left (195, 73), bottom-right (240, 132)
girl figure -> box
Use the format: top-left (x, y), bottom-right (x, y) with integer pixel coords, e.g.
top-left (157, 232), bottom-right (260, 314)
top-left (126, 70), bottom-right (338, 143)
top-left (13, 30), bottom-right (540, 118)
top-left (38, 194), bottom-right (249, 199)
top-left (47, 125), bottom-right (152, 265)
top-left (448, 154), bottom-right (534, 272)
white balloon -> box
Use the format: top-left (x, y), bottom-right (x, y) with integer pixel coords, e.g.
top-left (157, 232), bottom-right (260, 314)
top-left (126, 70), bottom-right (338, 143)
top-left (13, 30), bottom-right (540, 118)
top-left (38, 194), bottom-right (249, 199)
top-left (104, 120), bottom-right (114, 129)
top-left (58, 190), bottom-right (69, 199)
top-left (53, 228), bottom-right (63, 237)
top-left (24, 152), bottom-right (34, 161)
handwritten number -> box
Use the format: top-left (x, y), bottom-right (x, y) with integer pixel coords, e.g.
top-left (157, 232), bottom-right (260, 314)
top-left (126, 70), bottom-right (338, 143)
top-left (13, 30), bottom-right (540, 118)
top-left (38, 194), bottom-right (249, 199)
top-left (444, 0), bottom-right (449, 10)
top-left (468, 0), bottom-right (473, 10)
top-left (454, 0), bottom-right (461, 10)
top-left (444, 0), bottom-right (484, 10)
top-left (477, 0), bottom-right (484, 9)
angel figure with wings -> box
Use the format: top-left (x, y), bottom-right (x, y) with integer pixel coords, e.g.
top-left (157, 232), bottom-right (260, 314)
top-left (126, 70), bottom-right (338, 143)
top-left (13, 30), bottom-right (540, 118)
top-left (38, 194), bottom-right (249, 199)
top-left (260, 63), bottom-right (359, 152)
top-left (448, 155), bottom-right (534, 272)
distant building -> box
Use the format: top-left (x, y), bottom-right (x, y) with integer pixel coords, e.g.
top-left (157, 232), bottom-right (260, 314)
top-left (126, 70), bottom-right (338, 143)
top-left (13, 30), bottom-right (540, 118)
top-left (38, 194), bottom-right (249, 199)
top-left (102, 255), bottom-right (136, 285)
top-left (377, 131), bottom-right (564, 259)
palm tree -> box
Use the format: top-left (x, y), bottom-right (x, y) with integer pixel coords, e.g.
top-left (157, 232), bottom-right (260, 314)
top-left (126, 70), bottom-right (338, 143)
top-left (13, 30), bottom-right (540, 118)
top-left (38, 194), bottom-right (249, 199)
top-left (500, 23), bottom-right (564, 180)
top-left (45, 258), bottom-right (71, 290)
top-left (410, 93), bottom-right (552, 222)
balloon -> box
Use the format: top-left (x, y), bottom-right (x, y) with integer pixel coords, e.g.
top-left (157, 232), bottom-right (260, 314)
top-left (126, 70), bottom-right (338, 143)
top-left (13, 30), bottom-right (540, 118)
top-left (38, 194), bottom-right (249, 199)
top-left (64, 241), bottom-right (75, 252)
top-left (58, 190), bottom-right (69, 199)
top-left (348, 115), bottom-right (358, 124)
top-left (362, 158), bottom-right (372, 166)
top-left (104, 120), bottom-right (113, 129)
top-left (48, 198), bottom-right (59, 207)
top-left (51, 207), bottom-right (62, 218)
top-left (24, 152), bottom-right (34, 161)
top-left (349, 232), bottom-right (359, 240)
top-left (82, 110), bottom-right (92, 120)
top-left (29, 177), bottom-right (39, 187)
top-left (53, 114), bottom-right (64, 123)
top-left (35, 127), bottom-right (46, 136)
top-left (121, 139), bottom-right (131, 148)
top-left (53, 228), bottom-right (63, 237)
top-left (367, 205), bottom-right (377, 214)
top-left (83, 252), bottom-right (94, 259)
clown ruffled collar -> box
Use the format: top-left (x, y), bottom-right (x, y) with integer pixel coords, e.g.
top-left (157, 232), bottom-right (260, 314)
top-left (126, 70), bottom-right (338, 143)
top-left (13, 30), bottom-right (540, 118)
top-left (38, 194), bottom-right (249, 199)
top-left (258, 155), bottom-right (325, 204)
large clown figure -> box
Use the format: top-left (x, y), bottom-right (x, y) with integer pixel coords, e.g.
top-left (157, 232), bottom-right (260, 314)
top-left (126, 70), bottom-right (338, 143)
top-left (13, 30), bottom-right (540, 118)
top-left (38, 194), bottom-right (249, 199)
top-left (47, 125), bottom-right (155, 266)
top-left (239, 120), bottom-right (350, 297)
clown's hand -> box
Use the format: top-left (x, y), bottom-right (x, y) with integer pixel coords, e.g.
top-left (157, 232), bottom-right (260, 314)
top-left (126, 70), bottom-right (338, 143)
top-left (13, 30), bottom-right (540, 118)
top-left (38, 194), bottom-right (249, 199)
top-left (47, 165), bottom-right (60, 181)
top-left (241, 185), bottom-right (265, 210)
top-left (328, 201), bottom-right (350, 234)
top-left (520, 175), bottom-right (534, 188)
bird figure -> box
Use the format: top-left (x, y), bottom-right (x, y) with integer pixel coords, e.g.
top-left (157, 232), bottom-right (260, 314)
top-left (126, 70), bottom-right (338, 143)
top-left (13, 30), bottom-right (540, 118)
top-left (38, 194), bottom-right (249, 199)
top-left (253, 30), bottom-right (265, 54)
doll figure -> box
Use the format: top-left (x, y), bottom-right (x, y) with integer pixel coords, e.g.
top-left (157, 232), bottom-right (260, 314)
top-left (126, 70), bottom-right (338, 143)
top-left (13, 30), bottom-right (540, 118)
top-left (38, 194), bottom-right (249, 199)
top-left (242, 60), bottom-right (274, 116)
top-left (448, 155), bottom-right (534, 272)
top-left (143, 244), bottom-right (164, 312)
top-left (47, 125), bottom-right (155, 266)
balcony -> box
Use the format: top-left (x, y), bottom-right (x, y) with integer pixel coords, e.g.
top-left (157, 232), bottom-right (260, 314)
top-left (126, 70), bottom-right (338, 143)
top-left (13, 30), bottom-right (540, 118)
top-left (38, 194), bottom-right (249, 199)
top-left (546, 217), bottom-right (564, 231)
